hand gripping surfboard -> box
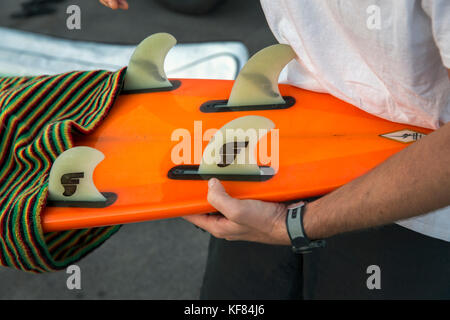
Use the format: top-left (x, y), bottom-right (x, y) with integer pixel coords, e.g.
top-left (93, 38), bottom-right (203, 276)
top-left (42, 33), bottom-right (432, 232)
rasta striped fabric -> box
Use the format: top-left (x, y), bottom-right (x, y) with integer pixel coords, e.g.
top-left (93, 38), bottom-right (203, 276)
top-left (0, 68), bottom-right (126, 273)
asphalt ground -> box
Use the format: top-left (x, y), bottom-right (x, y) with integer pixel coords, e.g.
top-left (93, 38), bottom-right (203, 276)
top-left (0, 0), bottom-right (276, 299)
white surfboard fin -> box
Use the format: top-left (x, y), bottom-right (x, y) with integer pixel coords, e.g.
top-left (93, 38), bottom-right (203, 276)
top-left (48, 146), bottom-right (107, 203)
top-left (226, 44), bottom-right (296, 107)
top-left (168, 116), bottom-right (276, 181)
top-left (199, 115), bottom-right (275, 175)
top-left (123, 33), bottom-right (177, 92)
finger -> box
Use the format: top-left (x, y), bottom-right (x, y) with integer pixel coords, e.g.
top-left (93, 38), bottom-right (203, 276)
top-left (183, 213), bottom-right (225, 231)
top-left (118, 0), bottom-right (129, 9)
top-left (108, 0), bottom-right (119, 9)
top-left (99, 0), bottom-right (109, 7)
top-left (183, 214), bottom-right (242, 239)
top-left (207, 178), bottom-right (242, 219)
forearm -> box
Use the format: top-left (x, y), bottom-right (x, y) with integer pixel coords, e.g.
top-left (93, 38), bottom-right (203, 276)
top-left (303, 122), bottom-right (450, 240)
top-left (186, 71), bottom-right (450, 246)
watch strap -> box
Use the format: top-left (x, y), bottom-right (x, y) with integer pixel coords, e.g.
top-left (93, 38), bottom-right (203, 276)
top-left (286, 202), bottom-right (326, 254)
top-left (286, 202), bottom-right (306, 241)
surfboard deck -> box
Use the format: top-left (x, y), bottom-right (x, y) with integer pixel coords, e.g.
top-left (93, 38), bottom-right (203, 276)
top-left (42, 78), bottom-right (432, 232)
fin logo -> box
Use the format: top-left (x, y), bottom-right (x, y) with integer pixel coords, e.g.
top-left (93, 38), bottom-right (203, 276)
top-left (380, 129), bottom-right (426, 143)
top-left (61, 172), bottom-right (84, 197)
top-left (218, 141), bottom-right (249, 167)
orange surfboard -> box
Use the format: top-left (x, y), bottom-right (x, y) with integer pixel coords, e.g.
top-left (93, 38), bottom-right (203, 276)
top-left (41, 34), bottom-right (432, 232)
top-left (42, 79), bottom-right (431, 232)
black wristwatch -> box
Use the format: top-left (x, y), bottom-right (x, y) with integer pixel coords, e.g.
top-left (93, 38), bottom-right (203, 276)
top-left (286, 202), bottom-right (326, 254)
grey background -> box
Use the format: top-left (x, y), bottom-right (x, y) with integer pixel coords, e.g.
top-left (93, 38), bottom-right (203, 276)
top-left (0, 0), bottom-right (275, 299)
top-left (0, 0), bottom-right (275, 55)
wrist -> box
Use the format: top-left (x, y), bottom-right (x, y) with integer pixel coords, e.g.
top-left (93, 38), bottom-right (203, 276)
top-left (285, 201), bottom-right (327, 253)
top-left (272, 203), bottom-right (291, 245)
top-left (302, 200), bottom-right (321, 240)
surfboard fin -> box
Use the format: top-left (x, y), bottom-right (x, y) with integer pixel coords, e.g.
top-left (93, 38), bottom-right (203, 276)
top-left (48, 147), bottom-right (107, 203)
top-left (198, 115), bottom-right (275, 176)
top-left (226, 44), bottom-right (296, 107)
top-left (123, 33), bottom-right (177, 91)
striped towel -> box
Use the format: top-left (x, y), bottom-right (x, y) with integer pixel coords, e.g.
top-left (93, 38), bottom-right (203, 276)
top-left (0, 68), bottom-right (126, 273)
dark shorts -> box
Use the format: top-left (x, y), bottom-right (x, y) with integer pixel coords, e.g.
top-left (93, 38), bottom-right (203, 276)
top-left (200, 224), bottom-right (450, 299)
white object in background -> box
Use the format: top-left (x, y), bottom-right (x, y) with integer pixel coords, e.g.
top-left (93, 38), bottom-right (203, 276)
top-left (0, 26), bottom-right (248, 79)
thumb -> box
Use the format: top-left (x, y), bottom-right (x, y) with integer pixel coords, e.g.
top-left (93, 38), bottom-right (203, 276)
top-left (207, 178), bottom-right (241, 216)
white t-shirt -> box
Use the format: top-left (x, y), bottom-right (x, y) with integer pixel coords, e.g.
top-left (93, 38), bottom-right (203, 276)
top-left (261, 0), bottom-right (450, 241)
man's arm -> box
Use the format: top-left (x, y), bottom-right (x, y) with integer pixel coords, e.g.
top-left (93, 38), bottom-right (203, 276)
top-left (184, 122), bottom-right (450, 244)
top-left (302, 69), bottom-right (450, 240)
top-left (99, 0), bottom-right (129, 10)
top-left (303, 121), bottom-right (450, 240)
top-left (184, 70), bottom-right (450, 245)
